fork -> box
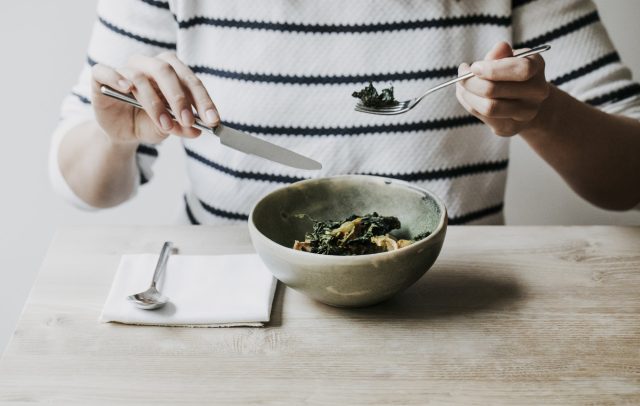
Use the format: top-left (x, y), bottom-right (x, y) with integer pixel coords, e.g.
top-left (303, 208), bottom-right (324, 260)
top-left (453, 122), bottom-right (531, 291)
top-left (355, 44), bottom-right (551, 116)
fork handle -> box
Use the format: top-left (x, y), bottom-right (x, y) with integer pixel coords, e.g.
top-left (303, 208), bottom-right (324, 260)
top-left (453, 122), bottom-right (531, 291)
top-left (421, 44), bottom-right (551, 98)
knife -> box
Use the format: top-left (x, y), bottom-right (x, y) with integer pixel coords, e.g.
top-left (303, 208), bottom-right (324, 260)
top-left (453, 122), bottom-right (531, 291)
top-left (100, 85), bottom-right (322, 170)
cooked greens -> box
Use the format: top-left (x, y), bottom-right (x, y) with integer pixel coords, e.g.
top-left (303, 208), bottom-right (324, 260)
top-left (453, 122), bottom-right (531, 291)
top-left (293, 212), bottom-right (430, 256)
top-left (352, 82), bottom-right (399, 108)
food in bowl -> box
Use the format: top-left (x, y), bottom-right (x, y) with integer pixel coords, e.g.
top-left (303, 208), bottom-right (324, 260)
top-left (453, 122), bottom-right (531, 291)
top-left (292, 212), bottom-right (431, 255)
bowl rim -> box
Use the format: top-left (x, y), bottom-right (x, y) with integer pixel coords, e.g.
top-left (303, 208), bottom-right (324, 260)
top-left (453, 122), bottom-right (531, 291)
top-left (248, 174), bottom-right (448, 264)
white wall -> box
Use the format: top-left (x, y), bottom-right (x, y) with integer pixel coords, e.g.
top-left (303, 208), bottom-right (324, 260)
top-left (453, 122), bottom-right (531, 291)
top-left (1, 0), bottom-right (639, 354)
top-left (0, 0), bottom-right (187, 355)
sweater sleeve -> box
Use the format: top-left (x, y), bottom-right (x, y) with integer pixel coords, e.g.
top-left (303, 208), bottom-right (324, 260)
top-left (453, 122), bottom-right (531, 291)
top-left (49, 0), bottom-right (176, 209)
top-left (512, 0), bottom-right (640, 119)
top-left (513, 0), bottom-right (640, 210)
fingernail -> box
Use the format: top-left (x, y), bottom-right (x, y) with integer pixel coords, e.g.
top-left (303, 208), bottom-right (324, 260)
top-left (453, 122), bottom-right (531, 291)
top-left (118, 79), bottom-right (131, 90)
top-left (159, 113), bottom-right (173, 131)
top-left (205, 109), bottom-right (219, 125)
top-left (181, 109), bottom-right (194, 126)
top-left (470, 63), bottom-right (483, 75)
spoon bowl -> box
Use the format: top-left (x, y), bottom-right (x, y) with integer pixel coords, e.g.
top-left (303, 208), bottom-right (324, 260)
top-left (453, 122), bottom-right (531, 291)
top-left (127, 287), bottom-right (169, 310)
top-left (127, 241), bottom-right (173, 310)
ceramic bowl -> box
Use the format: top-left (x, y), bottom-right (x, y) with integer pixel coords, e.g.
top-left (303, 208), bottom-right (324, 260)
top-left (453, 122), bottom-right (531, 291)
top-left (248, 175), bottom-right (447, 307)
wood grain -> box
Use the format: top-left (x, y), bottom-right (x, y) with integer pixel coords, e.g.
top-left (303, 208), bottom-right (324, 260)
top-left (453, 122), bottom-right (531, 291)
top-left (0, 226), bottom-right (638, 405)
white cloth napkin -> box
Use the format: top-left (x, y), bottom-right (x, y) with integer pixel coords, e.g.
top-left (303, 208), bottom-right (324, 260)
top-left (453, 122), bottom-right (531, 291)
top-left (100, 254), bottom-right (277, 327)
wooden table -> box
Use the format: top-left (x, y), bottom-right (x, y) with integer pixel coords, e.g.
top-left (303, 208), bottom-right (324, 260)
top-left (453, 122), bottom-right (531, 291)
top-left (0, 226), bottom-right (638, 405)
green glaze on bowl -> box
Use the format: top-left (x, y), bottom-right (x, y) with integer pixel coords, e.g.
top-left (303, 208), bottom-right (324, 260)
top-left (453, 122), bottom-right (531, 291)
top-left (248, 175), bottom-right (447, 307)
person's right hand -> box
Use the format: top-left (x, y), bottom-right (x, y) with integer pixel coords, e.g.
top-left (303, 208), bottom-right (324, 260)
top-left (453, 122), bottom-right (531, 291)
top-left (90, 52), bottom-right (220, 145)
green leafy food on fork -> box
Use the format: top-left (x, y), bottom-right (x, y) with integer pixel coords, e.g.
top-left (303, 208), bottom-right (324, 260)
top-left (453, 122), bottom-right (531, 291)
top-left (352, 82), bottom-right (399, 108)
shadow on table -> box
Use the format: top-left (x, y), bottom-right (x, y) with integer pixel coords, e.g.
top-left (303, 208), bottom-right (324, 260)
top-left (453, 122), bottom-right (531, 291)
top-left (266, 282), bottom-right (286, 327)
top-left (337, 264), bottom-right (525, 320)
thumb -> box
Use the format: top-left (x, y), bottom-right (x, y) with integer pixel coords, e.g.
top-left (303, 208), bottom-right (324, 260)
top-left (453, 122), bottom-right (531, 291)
top-left (484, 41), bottom-right (513, 61)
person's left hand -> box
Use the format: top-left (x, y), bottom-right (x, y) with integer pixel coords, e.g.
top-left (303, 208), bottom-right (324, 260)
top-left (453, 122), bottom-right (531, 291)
top-left (456, 41), bottom-right (550, 137)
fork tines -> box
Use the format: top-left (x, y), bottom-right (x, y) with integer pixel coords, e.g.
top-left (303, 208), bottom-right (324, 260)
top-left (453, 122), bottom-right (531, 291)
top-left (354, 102), bottom-right (410, 115)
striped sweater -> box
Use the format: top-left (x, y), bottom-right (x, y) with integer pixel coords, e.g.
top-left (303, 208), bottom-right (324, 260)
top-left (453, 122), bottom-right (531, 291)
top-left (51, 0), bottom-right (640, 225)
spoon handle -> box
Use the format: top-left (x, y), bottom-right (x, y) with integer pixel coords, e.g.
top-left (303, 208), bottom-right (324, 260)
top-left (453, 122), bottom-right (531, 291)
top-left (151, 241), bottom-right (173, 289)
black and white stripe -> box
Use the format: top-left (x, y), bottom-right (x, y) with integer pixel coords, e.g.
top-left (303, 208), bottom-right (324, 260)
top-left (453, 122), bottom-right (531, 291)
top-left (98, 16), bottom-right (176, 50)
top-left (175, 14), bottom-right (511, 33)
top-left (54, 0), bottom-right (640, 225)
top-left (585, 83), bottom-right (640, 107)
top-left (185, 145), bottom-right (508, 185)
top-left (189, 64), bottom-right (460, 86)
top-left (551, 52), bottom-right (620, 86)
top-left (187, 193), bottom-right (504, 226)
top-left (139, 0), bottom-right (169, 10)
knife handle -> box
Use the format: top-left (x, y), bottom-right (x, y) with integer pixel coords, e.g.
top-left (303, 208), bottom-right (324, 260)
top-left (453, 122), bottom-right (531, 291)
top-left (99, 85), bottom-right (217, 135)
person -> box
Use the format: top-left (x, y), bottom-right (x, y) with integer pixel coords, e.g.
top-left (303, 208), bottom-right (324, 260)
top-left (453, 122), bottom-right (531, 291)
top-left (50, 0), bottom-right (640, 225)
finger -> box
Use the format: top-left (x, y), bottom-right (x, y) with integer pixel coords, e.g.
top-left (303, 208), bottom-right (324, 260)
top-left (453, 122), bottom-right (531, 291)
top-left (117, 67), bottom-right (173, 133)
top-left (457, 62), bottom-right (524, 136)
top-left (457, 63), bottom-right (476, 112)
top-left (456, 83), bottom-right (520, 136)
top-left (167, 124), bottom-right (201, 138)
top-left (457, 63), bottom-right (478, 115)
top-left (471, 53), bottom-right (543, 82)
top-left (460, 75), bottom-right (550, 100)
top-left (456, 64), bottom-right (485, 120)
top-left (127, 55), bottom-right (194, 128)
top-left (456, 82), bottom-right (480, 117)
top-left (157, 52), bottom-right (220, 126)
top-left (126, 56), bottom-right (202, 138)
top-left (144, 95), bottom-right (201, 139)
top-left (91, 63), bottom-right (132, 95)
top-left (484, 41), bottom-right (513, 60)
top-left (458, 87), bottom-right (539, 121)
top-left (490, 118), bottom-right (520, 137)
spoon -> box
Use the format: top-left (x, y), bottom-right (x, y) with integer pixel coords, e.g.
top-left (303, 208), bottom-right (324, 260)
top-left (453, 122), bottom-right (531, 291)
top-left (355, 44), bottom-right (551, 115)
top-left (127, 241), bottom-right (173, 310)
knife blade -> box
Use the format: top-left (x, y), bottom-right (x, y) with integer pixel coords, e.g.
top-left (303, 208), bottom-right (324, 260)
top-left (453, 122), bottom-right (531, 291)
top-left (214, 124), bottom-right (322, 170)
top-left (99, 85), bottom-right (322, 171)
